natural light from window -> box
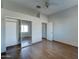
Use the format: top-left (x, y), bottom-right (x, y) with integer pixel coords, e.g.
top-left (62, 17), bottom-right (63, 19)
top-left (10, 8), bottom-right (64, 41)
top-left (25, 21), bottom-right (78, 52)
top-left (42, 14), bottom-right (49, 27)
top-left (21, 25), bottom-right (28, 32)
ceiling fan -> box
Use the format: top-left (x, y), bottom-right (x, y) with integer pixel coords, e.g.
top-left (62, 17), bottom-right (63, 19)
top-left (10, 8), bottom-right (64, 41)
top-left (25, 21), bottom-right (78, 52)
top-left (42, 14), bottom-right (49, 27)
top-left (36, 0), bottom-right (57, 8)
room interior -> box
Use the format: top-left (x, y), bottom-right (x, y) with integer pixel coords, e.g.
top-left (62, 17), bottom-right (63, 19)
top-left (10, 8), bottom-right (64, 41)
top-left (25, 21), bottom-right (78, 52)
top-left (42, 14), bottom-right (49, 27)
top-left (1, 0), bottom-right (78, 59)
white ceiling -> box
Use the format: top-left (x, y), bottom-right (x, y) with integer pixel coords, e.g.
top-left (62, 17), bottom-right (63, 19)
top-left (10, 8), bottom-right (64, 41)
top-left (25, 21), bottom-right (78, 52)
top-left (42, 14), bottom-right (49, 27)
top-left (8, 0), bottom-right (78, 15)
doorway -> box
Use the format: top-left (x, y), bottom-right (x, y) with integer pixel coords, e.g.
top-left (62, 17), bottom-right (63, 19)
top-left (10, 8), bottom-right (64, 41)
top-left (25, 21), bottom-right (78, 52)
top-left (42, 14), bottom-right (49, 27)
top-left (42, 23), bottom-right (47, 39)
top-left (20, 20), bottom-right (32, 48)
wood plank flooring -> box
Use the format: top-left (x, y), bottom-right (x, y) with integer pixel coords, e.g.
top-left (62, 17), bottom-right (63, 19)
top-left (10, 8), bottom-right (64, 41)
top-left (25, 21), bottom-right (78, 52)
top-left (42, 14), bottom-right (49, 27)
top-left (1, 40), bottom-right (78, 59)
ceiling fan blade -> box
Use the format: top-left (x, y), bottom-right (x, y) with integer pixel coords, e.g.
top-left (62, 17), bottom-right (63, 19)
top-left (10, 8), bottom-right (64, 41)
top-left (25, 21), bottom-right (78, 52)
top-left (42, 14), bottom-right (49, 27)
top-left (45, 1), bottom-right (49, 8)
top-left (45, 0), bottom-right (58, 8)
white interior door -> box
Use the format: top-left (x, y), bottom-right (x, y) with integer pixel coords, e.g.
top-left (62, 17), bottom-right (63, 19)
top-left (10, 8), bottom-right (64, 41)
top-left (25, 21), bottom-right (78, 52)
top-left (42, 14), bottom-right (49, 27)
top-left (5, 20), bottom-right (17, 47)
top-left (47, 22), bottom-right (53, 41)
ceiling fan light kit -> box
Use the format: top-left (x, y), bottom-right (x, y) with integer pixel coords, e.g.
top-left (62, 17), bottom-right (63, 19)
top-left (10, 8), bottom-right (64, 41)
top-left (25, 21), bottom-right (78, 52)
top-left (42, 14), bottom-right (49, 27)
top-left (36, 5), bottom-right (41, 8)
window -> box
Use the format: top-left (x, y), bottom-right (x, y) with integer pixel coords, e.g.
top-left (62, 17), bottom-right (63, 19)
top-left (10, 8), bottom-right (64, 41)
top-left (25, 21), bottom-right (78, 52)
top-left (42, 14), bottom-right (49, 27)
top-left (21, 25), bottom-right (28, 32)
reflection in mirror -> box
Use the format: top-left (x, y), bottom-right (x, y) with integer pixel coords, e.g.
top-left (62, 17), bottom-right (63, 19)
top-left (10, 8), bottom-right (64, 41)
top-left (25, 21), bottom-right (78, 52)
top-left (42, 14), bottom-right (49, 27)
top-left (20, 20), bottom-right (32, 48)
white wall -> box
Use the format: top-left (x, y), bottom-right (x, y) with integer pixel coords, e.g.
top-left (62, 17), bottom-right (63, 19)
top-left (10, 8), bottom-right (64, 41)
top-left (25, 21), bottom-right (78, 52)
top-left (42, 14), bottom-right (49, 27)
top-left (1, 9), bottom-right (6, 52)
top-left (1, 8), bottom-right (48, 52)
top-left (49, 5), bottom-right (78, 47)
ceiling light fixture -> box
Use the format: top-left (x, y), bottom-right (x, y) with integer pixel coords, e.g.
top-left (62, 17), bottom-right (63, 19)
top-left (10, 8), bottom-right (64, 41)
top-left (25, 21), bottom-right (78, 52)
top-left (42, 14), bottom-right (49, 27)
top-left (36, 5), bottom-right (41, 8)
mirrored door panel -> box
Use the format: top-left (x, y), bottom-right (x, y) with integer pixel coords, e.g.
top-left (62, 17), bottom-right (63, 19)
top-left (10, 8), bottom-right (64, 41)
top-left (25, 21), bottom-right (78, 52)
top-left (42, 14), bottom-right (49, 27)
top-left (20, 20), bottom-right (32, 48)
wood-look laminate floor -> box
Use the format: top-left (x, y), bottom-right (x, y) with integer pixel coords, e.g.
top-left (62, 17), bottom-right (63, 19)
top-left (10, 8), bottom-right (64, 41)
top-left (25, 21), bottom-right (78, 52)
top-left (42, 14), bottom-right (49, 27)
top-left (2, 40), bottom-right (78, 59)
top-left (21, 37), bottom-right (32, 47)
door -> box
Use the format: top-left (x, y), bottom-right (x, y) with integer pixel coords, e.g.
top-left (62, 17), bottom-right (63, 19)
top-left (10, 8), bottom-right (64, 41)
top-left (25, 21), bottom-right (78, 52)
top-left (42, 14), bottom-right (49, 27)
top-left (47, 22), bottom-right (53, 41)
top-left (5, 20), bottom-right (17, 47)
top-left (42, 23), bottom-right (47, 39)
top-left (20, 20), bottom-right (32, 48)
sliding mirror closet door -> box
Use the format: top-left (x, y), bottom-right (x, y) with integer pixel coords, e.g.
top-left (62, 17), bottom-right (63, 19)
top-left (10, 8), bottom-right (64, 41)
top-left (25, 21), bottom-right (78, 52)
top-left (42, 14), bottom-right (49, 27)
top-left (20, 20), bottom-right (32, 48)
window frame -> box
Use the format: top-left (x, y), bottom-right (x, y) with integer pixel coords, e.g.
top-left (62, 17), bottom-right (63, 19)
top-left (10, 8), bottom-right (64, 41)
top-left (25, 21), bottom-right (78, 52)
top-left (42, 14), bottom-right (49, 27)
top-left (21, 25), bottom-right (29, 33)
